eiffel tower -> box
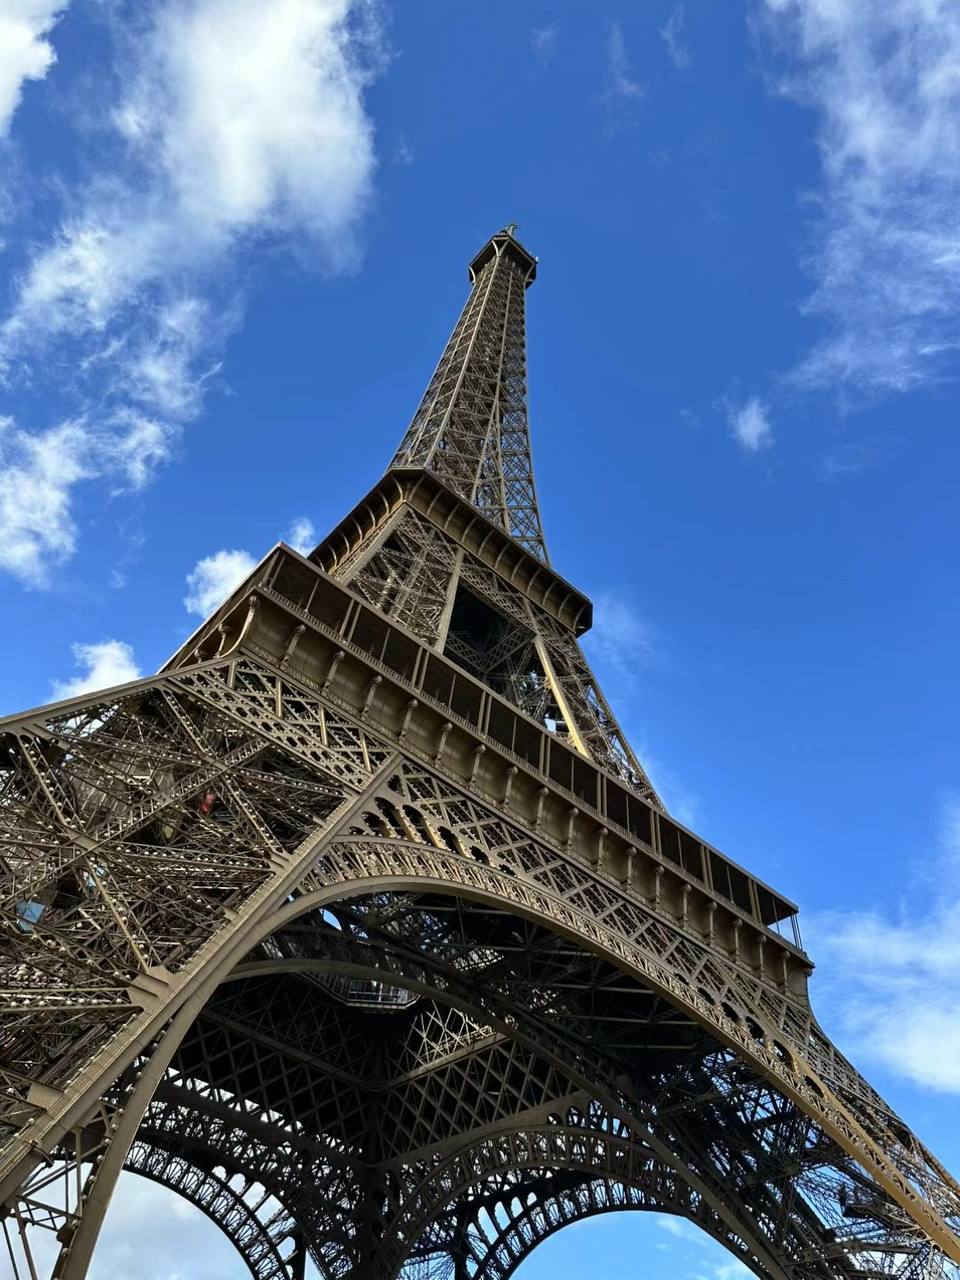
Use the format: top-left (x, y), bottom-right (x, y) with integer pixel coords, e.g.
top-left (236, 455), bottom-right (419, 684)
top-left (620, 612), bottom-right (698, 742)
top-left (2, 226), bottom-right (959, 1280)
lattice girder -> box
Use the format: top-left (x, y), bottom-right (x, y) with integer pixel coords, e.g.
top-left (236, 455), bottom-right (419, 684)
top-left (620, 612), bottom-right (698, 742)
top-left (0, 658), bottom-right (395, 1278)
top-left (388, 229), bottom-right (546, 561)
top-left (313, 484), bottom-right (662, 803)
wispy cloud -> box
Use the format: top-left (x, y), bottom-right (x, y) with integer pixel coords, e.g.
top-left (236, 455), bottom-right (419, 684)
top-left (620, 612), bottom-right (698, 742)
top-left (810, 795), bottom-right (960, 1094)
top-left (658, 1217), bottom-right (700, 1241)
top-left (725, 395), bottom-right (773, 453)
top-left (817, 440), bottom-right (882, 481)
top-left (587, 591), bottom-right (656, 690)
top-left (51, 639), bottom-right (141, 699)
top-left (660, 5), bottom-right (692, 70)
top-left (758, 0), bottom-right (960, 397)
top-left (0, 2), bottom-right (68, 136)
top-left (0, 0), bottom-right (383, 587)
top-left (602, 22), bottom-right (645, 123)
top-left (656, 1206), bottom-right (751, 1280)
top-left (393, 134), bottom-right (414, 166)
top-left (582, 593), bottom-right (698, 825)
top-left (530, 25), bottom-right (558, 66)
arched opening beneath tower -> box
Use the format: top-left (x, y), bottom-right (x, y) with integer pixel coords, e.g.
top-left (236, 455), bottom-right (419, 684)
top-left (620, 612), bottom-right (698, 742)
top-left (17, 1171), bottom-right (277, 1280)
top-left (66, 844), bottom-right (889, 1280)
top-left (13, 847), bottom-right (926, 1280)
top-left (507, 1209), bottom-right (750, 1280)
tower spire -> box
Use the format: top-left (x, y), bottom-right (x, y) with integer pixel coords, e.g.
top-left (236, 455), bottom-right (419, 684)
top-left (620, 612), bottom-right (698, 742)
top-left (387, 226), bottom-right (548, 561)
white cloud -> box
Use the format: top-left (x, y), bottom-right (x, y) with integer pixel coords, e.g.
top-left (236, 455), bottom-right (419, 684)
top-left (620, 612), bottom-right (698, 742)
top-left (530, 25), bottom-right (558, 65)
top-left (52, 639), bottom-right (141, 699)
top-left (661, 5), bottom-right (692, 70)
top-left (0, 405), bottom-right (183, 586)
top-left (810, 795), bottom-right (960, 1093)
top-left (115, 297), bottom-right (223, 422)
top-left (287, 515), bottom-right (316, 555)
top-left (604, 22), bottom-right (645, 107)
top-left (4, 0), bottom-right (384, 350)
top-left (0, 415), bottom-right (91, 585)
top-left (182, 517), bottom-right (316, 616)
top-left (758, 0), bottom-right (960, 395)
top-left (0, 0), bottom-right (383, 586)
top-left (183, 548), bottom-right (257, 616)
top-left (0, 2), bottom-right (68, 136)
top-left (726, 395), bottom-right (773, 452)
top-left (5, 0), bottom-right (380, 348)
top-left (107, 410), bottom-right (175, 490)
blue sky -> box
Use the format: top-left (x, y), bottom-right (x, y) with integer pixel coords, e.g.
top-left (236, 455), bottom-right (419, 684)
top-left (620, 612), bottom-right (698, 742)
top-left (2, 1), bottom-right (959, 1277)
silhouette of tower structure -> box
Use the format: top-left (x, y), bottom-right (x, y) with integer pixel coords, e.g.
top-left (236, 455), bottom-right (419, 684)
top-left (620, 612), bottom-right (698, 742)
top-left (2, 227), bottom-right (959, 1280)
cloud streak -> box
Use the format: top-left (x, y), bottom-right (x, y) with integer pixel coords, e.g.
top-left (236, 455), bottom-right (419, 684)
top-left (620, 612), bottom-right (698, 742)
top-left (603, 22), bottom-right (645, 122)
top-left (661, 5), bottom-right (692, 70)
top-left (587, 591), bottom-right (656, 690)
top-left (759, 0), bottom-right (960, 397)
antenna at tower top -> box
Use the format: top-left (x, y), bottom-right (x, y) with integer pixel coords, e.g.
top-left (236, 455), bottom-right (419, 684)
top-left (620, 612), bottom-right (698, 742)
top-left (503, 221), bottom-right (520, 237)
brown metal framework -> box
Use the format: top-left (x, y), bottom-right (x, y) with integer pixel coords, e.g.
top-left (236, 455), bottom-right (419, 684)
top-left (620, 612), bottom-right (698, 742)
top-left (1, 227), bottom-right (958, 1280)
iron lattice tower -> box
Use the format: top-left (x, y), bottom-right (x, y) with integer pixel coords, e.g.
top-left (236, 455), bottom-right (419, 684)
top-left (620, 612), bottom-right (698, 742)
top-left (1, 228), bottom-right (959, 1280)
